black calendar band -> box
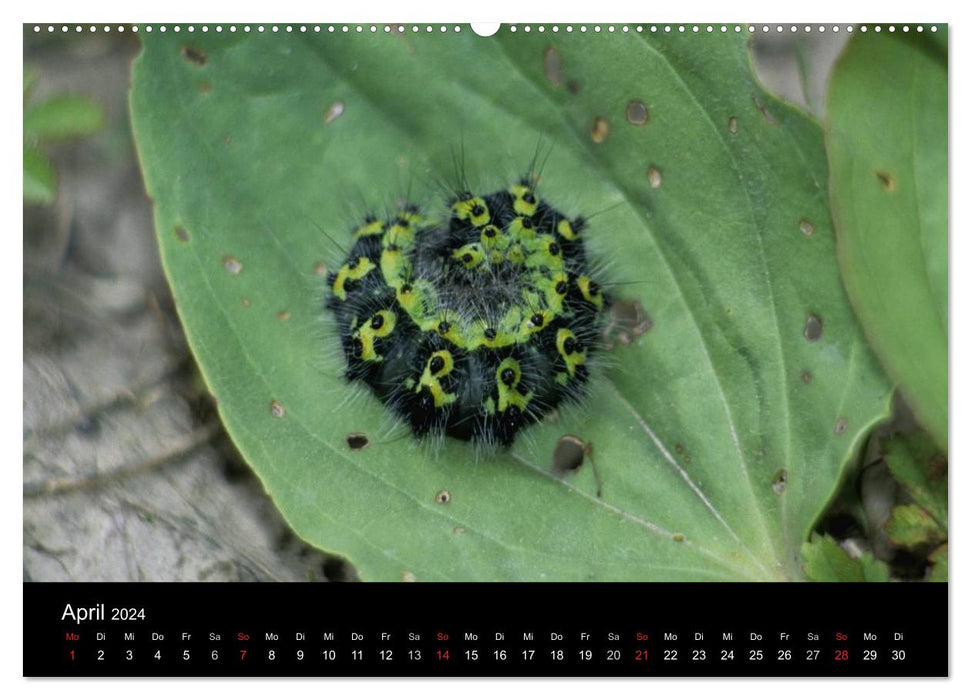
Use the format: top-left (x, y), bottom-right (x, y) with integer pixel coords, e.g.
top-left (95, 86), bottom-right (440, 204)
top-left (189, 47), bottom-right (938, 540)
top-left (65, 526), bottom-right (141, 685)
top-left (24, 581), bottom-right (947, 677)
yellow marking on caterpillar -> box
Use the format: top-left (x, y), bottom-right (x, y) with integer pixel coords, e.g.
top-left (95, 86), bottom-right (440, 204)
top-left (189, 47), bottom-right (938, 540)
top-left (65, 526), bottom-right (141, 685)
top-left (417, 350), bottom-right (456, 407)
top-left (508, 217), bottom-right (536, 242)
top-left (520, 309), bottom-right (550, 337)
top-left (467, 308), bottom-right (521, 350)
top-left (380, 245), bottom-right (411, 285)
top-left (395, 279), bottom-right (438, 322)
top-left (509, 182), bottom-right (539, 217)
top-left (524, 235), bottom-right (566, 272)
top-left (353, 218), bottom-right (385, 238)
top-left (421, 312), bottom-right (467, 347)
top-left (385, 218), bottom-right (416, 249)
top-left (557, 218), bottom-right (579, 241)
top-left (452, 196), bottom-right (491, 227)
top-left (331, 257), bottom-right (376, 300)
top-left (577, 276), bottom-right (604, 308)
top-left (353, 310), bottom-right (397, 361)
top-left (495, 358), bottom-right (532, 412)
top-left (556, 328), bottom-right (587, 378)
top-left (544, 271), bottom-right (570, 314)
top-left (397, 208), bottom-right (424, 226)
top-left (452, 243), bottom-right (486, 270)
top-left (479, 224), bottom-right (503, 250)
top-left (506, 244), bottom-right (525, 265)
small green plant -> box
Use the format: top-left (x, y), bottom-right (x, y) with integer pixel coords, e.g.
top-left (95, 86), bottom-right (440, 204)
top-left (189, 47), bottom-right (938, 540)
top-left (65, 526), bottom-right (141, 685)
top-left (23, 67), bottom-right (105, 205)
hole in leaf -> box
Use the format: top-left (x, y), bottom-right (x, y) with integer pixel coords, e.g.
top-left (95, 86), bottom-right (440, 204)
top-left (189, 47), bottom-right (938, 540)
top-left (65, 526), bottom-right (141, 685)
top-left (603, 299), bottom-right (653, 348)
top-left (551, 434), bottom-right (602, 497)
top-left (434, 489), bottom-right (451, 505)
top-left (803, 313), bottom-right (823, 342)
top-left (772, 468), bottom-right (788, 495)
top-left (543, 46), bottom-right (563, 87)
top-left (591, 116), bottom-right (609, 143)
top-left (626, 100), bottom-right (649, 125)
top-left (346, 432), bottom-right (370, 450)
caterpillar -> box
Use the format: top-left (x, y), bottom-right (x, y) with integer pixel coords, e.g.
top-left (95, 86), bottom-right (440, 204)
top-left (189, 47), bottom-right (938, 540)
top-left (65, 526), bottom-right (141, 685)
top-left (325, 173), bottom-right (610, 448)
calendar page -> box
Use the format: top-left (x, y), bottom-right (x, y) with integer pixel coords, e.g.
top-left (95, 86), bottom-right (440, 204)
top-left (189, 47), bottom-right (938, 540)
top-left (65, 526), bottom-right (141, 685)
top-left (22, 18), bottom-right (949, 679)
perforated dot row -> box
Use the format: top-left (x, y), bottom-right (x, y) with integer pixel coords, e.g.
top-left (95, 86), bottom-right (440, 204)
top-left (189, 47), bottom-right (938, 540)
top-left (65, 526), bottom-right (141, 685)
top-left (32, 24), bottom-right (941, 35)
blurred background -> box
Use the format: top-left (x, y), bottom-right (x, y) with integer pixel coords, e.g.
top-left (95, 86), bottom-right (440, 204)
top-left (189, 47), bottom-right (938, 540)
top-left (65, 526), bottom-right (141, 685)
top-left (22, 25), bottom-right (848, 582)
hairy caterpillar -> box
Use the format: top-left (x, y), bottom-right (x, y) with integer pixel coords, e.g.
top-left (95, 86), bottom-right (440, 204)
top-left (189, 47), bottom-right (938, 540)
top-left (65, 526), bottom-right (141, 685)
top-left (326, 173), bottom-right (610, 448)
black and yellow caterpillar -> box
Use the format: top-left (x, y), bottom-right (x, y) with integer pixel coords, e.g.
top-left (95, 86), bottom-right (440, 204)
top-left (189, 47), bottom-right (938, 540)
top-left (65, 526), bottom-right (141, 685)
top-left (326, 176), bottom-right (608, 447)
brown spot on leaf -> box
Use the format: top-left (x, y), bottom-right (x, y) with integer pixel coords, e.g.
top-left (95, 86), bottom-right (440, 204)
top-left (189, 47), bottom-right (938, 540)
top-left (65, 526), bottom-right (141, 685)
top-left (729, 116), bottom-right (738, 134)
top-left (277, 311), bottom-right (291, 321)
top-left (834, 416), bottom-right (847, 435)
top-left (647, 166), bottom-right (662, 188)
top-left (566, 78), bottom-right (581, 94)
top-left (543, 46), bottom-right (563, 87)
top-left (270, 400), bottom-right (285, 418)
top-left (591, 116), bottom-right (609, 143)
top-left (752, 95), bottom-right (776, 125)
top-left (175, 226), bottom-right (190, 242)
top-left (324, 101), bottom-right (345, 124)
top-left (181, 45), bottom-right (207, 65)
top-left (241, 298), bottom-right (251, 308)
top-left (801, 370), bottom-right (813, 384)
top-left (799, 219), bottom-right (815, 237)
top-left (314, 261), bottom-right (328, 277)
top-left (876, 171), bottom-right (896, 192)
top-left (772, 469), bottom-right (788, 495)
top-left (222, 256), bottom-right (242, 275)
top-left (672, 533), bottom-right (685, 543)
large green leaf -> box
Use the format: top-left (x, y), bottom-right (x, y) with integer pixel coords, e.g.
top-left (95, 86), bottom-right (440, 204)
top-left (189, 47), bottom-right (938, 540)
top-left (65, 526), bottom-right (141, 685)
top-left (826, 30), bottom-right (948, 449)
top-left (130, 28), bottom-right (890, 581)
